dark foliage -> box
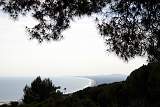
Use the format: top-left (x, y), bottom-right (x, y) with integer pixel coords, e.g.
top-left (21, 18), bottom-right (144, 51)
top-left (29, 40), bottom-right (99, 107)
top-left (23, 76), bottom-right (62, 104)
top-left (1, 63), bottom-right (160, 107)
top-left (0, 0), bottom-right (159, 62)
top-left (71, 63), bottom-right (160, 107)
top-left (0, 0), bottom-right (107, 42)
top-left (98, 0), bottom-right (160, 62)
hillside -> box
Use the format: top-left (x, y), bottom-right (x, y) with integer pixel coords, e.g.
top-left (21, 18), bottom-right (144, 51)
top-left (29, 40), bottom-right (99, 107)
top-left (1, 63), bottom-right (160, 107)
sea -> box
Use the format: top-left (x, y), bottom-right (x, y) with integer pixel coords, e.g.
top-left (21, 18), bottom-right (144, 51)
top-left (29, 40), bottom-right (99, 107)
top-left (0, 76), bottom-right (95, 103)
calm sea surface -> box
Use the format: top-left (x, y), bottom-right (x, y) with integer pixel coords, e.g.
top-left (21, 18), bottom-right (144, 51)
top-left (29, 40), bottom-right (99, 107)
top-left (0, 76), bottom-right (92, 102)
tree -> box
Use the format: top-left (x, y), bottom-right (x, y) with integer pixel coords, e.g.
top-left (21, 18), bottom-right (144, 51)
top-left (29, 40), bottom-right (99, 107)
top-left (98, 0), bottom-right (160, 62)
top-left (23, 76), bottom-right (61, 103)
top-left (0, 0), bottom-right (159, 62)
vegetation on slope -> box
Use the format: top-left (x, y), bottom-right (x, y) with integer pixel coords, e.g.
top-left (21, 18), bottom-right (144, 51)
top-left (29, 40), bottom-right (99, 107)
top-left (1, 63), bottom-right (160, 107)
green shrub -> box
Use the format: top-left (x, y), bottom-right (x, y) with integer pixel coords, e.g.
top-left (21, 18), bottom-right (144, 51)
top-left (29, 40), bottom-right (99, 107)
top-left (23, 76), bottom-right (61, 104)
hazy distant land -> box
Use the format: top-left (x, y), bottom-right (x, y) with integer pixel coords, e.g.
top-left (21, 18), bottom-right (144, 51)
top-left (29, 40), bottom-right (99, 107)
top-left (83, 74), bottom-right (127, 85)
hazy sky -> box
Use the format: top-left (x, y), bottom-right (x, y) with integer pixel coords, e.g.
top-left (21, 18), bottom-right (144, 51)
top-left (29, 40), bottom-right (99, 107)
top-left (0, 13), bottom-right (147, 77)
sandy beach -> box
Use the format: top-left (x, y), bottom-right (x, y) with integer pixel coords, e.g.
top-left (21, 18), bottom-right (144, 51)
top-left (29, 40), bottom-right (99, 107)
top-left (89, 79), bottom-right (97, 87)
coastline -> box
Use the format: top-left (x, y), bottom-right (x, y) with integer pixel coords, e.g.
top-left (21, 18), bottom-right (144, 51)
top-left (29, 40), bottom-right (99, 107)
top-left (0, 101), bottom-right (10, 105)
top-left (0, 76), bottom-right (97, 105)
top-left (89, 79), bottom-right (97, 87)
top-left (77, 77), bottom-right (97, 88)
